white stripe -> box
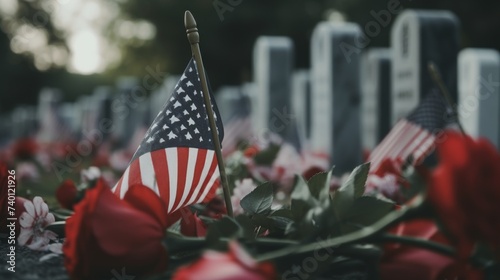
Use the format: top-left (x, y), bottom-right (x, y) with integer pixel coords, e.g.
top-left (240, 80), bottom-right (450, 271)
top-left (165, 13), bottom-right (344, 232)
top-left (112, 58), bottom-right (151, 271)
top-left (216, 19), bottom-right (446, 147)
top-left (120, 167), bottom-right (130, 198)
top-left (370, 120), bottom-right (408, 170)
top-left (172, 148), bottom-right (198, 212)
top-left (401, 131), bottom-right (431, 161)
top-left (413, 135), bottom-right (436, 162)
top-left (185, 150), bottom-right (215, 206)
top-left (166, 148), bottom-right (178, 212)
top-left (386, 124), bottom-right (422, 162)
top-left (139, 153), bottom-right (157, 193)
top-left (195, 166), bottom-right (220, 204)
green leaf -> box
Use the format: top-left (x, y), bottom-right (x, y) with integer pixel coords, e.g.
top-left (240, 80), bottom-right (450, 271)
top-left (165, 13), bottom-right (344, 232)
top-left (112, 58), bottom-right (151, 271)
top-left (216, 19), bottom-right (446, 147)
top-left (291, 199), bottom-right (311, 222)
top-left (253, 144), bottom-right (281, 165)
top-left (344, 196), bottom-right (395, 227)
top-left (291, 175), bottom-right (318, 207)
top-left (240, 182), bottom-right (274, 215)
top-left (341, 162), bottom-right (370, 198)
top-left (307, 168), bottom-right (333, 202)
top-left (235, 215), bottom-right (256, 240)
top-left (205, 217), bottom-right (242, 248)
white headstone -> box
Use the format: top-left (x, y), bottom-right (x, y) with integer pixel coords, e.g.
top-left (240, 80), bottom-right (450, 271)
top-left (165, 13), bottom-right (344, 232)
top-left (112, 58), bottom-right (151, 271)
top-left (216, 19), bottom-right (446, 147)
top-left (216, 86), bottom-right (242, 123)
top-left (391, 10), bottom-right (459, 123)
top-left (37, 88), bottom-right (62, 143)
top-left (12, 106), bottom-right (37, 139)
top-left (253, 36), bottom-right (294, 138)
top-left (112, 77), bottom-right (140, 146)
top-left (150, 76), bottom-right (180, 122)
top-left (361, 48), bottom-right (391, 151)
top-left (291, 70), bottom-right (312, 146)
top-left (310, 22), bottom-right (362, 173)
top-left (458, 48), bottom-right (500, 149)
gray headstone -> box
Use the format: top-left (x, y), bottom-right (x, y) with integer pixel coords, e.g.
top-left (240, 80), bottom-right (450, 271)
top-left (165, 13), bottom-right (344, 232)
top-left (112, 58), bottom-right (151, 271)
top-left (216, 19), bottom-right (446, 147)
top-left (291, 70), bottom-right (312, 146)
top-left (310, 22), bottom-right (362, 174)
top-left (11, 106), bottom-right (37, 139)
top-left (215, 86), bottom-right (241, 123)
top-left (37, 88), bottom-right (63, 143)
top-left (391, 10), bottom-right (459, 123)
top-left (59, 102), bottom-right (80, 136)
top-left (360, 48), bottom-right (392, 151)
top-left (458, 48), bottom-right (500, 149)
top-left (253, 36), bottom-right (294, 138)
top-left (112, 77), bottom-right (140, 146)
top-left (150, 76), bottom-right (180, 122)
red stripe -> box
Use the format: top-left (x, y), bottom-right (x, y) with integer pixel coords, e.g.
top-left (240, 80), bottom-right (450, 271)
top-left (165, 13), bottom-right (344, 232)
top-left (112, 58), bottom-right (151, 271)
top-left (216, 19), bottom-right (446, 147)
top-left (151, 149), bottom-right (170, 206)
top-left (171, 147), bottom-right (189, 211)
top-left (128, 158), bottom-right (143, 187)
top-left (193, 154), bottom-right (218, 203)
top-left (113, 176), bottom-right (124, 197)
top-left (183, 149), bottom-right (207, 206)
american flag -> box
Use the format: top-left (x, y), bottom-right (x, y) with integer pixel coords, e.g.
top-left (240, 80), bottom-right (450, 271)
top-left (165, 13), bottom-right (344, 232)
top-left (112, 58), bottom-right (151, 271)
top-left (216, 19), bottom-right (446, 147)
top-left (368, 89), bottom-right (454, 173)
top-left (112, 58), bottom-right (224, 214)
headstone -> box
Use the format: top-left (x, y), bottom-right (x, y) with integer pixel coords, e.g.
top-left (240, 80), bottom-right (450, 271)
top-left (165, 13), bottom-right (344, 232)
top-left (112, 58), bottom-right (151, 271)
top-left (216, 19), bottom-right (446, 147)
top-left (0, 114), bottom-right (12, 146)
top-left (310, 22), bottom-right (362, 174)
top-left (458, 48), bottom-right (500, 149)
top-left (291, 70), bottom-right (312, 147)
top-left (216, 86), bottom-right (245, 123)
top-left (253, 36), bottom-right (294, 138)
top-left (11, 106), bottom-right (37, 139)
top-left (360, 48), bottom-right (392, 151)
top-left (391, 10), bottom-right (459, 124)
top-left (150, 76), bottom-right (180, 122)
top-left (59, 102), bottom-right (80, 136)
top-left (37, 88), bottom-right (63, 143)
top-left (90, 86), bottom-right (113, 140)
top-left (112, 77), bottom-right (141, 146)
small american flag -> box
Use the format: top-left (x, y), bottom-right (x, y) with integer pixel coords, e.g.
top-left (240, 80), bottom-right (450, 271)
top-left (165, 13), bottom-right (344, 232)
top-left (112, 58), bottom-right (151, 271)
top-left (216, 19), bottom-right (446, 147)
top-left (369, 89), bottom-right (454, 173)
top-left (113, 58), bottom-right (224, 214)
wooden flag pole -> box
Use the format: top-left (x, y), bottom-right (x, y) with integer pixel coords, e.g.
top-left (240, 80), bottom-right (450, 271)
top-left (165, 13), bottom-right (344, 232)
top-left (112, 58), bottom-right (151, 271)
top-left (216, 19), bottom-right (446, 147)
top-left (427, 61), bottom-right (466, 135)
top-left (184, 10), bottom-right (233, 217)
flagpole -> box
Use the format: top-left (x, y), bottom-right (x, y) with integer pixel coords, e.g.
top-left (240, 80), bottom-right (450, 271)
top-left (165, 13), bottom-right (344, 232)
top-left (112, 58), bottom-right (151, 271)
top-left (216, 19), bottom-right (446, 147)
top-left (427, 61), bottom-right (466, 135)
top-left (184, 10), bottom-right (234, 217)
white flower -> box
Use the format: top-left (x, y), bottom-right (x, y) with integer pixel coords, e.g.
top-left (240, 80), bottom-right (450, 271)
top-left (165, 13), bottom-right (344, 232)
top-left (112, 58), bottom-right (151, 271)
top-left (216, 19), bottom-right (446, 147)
top-left (18, 197), bottom-right (57, 251)
top-left (231, 179), bottom-right (258, 216)
top-left (81, 166), bottom-right (101, 183)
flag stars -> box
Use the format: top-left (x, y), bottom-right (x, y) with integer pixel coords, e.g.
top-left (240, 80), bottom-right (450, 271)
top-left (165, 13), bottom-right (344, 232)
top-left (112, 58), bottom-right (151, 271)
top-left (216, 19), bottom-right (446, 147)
top-left (199, 136), bottom-right (203, 142)
top-left (184, 95), bottom-right (192, 102)
top-left (181, 73), bottom-right (187, 80)
top-left (188, 118), bottom-right (195, 126)
top-left (166, 109), bottom-right (172, 115)
top-left (194, 128), bottom-right (200, 134)
top-left (180, 125), bottom-right (186, 131)
top-left (169, 115), bottom-right (180, 124)
top-left (196, 113), bottom-right (201, 118)
top-left (176, 87), bottom-right (185, 94)
top-left (167, 131), bottom-right (177, 140)
top-left (146, 136), bottom-right (154, 144)
top-left (186, 81), bottom-right (194, 87)
top-left (159, 138), bottom-right (165, 143)
top-left (185, 132), bottom-right (192, 140)
top-left (163, 124), bottom-right (169, 130)
top-left (174, 101), bottom-right (181, 108)
top-left (190, 104), bottom-right (197, 111)
top-left (183, 110), bottom-right (189, 116)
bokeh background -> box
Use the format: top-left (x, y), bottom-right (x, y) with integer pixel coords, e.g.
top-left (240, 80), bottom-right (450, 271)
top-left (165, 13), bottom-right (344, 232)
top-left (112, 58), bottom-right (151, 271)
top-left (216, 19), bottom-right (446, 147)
top-left (0, 0), bottom-right (499, 113)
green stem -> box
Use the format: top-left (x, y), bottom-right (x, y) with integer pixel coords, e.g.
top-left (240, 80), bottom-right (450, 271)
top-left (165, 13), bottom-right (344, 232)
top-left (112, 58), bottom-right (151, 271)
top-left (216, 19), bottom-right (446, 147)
top-left (256, 195), bottom-right (426, 261)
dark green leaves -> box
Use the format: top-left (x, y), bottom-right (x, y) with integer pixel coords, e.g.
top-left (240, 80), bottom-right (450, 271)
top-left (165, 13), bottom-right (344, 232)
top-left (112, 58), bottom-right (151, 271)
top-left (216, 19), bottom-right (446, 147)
top-left (240, 182), bottom-right (274, 215)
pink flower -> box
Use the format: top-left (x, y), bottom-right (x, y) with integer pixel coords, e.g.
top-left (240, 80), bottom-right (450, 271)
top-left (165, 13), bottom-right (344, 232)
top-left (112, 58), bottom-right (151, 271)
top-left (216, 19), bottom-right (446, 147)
top-left (231, 179), bottom-right (258, 216)
top-left (18, 196), bottom-right (57, 250)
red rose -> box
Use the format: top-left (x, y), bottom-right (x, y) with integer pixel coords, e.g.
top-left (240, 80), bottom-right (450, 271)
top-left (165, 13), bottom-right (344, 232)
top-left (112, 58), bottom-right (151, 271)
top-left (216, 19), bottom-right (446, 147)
top-left (12, 138), bottom-right (38, 160)
top-left (173, 241), bottom-right (276, 280)
top-left (63, 179), bottom-right (169, 280)
top-left (56, 180), bottom-right (78, 210)
top-left (428, 131), bottom-right (500, 257)
top-left (381, 219), bottom-right (482, 280)
top-left (180, 210), bottom-right (207, 237)
top-left (202, 195), bottom-right (227, 218)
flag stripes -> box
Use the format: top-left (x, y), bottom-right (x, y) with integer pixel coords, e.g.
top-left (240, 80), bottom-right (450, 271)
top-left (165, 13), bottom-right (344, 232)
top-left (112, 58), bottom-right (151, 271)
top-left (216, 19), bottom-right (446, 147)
top-left (112, 147), bottom-right (220, 213)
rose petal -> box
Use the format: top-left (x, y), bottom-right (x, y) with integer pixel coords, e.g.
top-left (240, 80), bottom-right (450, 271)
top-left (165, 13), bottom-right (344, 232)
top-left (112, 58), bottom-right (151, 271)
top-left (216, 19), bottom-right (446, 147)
top-left (24, 200), bottom-right (35, 218)
top-left (45, 213), bottom-right (55, 225)
top-left (33, 196), bottom-right (44, 217)
top-left (19, 212), bottom-right (34, 228)
top-left (40, 202), bottom-right (49, 217)
top-left (18, 228), bottom-right (33, 245)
